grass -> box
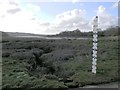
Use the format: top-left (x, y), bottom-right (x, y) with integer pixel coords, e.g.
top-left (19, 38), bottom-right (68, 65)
top-left (2, 36), bottom-right (119, 88)
top-left (2, 58), bottom-right (67, 88)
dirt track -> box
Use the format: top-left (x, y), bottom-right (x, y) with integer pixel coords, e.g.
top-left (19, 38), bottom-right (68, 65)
top-left (83, 82), bottom-right (119, 88)
top-left (69, 82), bottom-right (119, 90)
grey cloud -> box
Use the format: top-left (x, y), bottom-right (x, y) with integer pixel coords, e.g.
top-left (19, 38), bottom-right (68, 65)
top-left (9, 1), bottom-right (18, 6)
top-left (40, 22), bottom-right (50, 26)
top-left (1, 15), bottom-right (6, 18)
top-left (7, 8), bottom-right (21, 14)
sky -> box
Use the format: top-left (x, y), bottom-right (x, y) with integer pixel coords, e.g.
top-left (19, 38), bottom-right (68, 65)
top-left (0, 0), bottom-right (119, 35)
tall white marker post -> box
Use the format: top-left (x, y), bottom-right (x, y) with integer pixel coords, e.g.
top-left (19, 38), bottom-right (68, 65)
top-left (92, 16), bottom-right (98, 74)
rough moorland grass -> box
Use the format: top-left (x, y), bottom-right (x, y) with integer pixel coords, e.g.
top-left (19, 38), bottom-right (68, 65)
top-left (2, 36), bottom-right (119, 88)
top-left (2, 59), bottom-right (67, 88)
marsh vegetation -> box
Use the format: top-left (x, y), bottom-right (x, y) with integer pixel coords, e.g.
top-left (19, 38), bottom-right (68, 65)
top-left (1, 27), bottom-right (119, 89)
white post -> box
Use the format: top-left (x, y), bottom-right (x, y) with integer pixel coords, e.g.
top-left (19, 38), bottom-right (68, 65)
top-left (92, 16), bottom-right (98, 74)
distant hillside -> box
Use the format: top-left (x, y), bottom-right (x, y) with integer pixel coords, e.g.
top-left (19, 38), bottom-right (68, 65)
top-left (48, 29), bottom-right (92, 38)
top-left (100, 26), bottom-right (119, 37)
top-left (0, 31), bottom-right (9, 37)
top-left (57, 29), bottom-right (92, 37)
top-left (48, 26), bottom-right (119, 37)
top-left (6, 32), bottom-right (44, 37)
top-left (1, 26), bottom-right (119, 38)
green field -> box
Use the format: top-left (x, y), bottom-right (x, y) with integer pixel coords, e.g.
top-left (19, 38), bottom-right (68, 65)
top-left (2, 36), bottom-right (119, 89)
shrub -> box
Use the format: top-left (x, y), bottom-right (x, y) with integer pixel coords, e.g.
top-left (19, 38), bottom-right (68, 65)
top-left (41, 49), bottom-right (75, 62)
top-left (43, 74), bottom-right (59, 80)
top-left (55, 66), bottom-right (75, 78)
top-left (2, 52), bottom-right (10, 57)
top-left (10, 52), bottom-right (34, 60)
top-left (30, 48), bottom-right (44, 55)
top-left (2, 50), bottom-right (15, 58)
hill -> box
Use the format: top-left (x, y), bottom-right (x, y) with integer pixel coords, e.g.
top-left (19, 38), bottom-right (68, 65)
top-left (6, 32), bottom-right (45, 37)
top-left (0, 31), bottom-right (9, 37)
top-left (48, 26), bottom-right (119, 37)
top-left (1, 26), bottom-right (119, 38)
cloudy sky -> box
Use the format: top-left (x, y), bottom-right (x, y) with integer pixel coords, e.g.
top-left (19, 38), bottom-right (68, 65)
top-left (0, 0), bottom-right (119, 35)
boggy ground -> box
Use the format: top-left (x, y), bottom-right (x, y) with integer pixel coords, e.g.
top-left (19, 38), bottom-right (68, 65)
top-left (2, 36), bottom-right (119, 89)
